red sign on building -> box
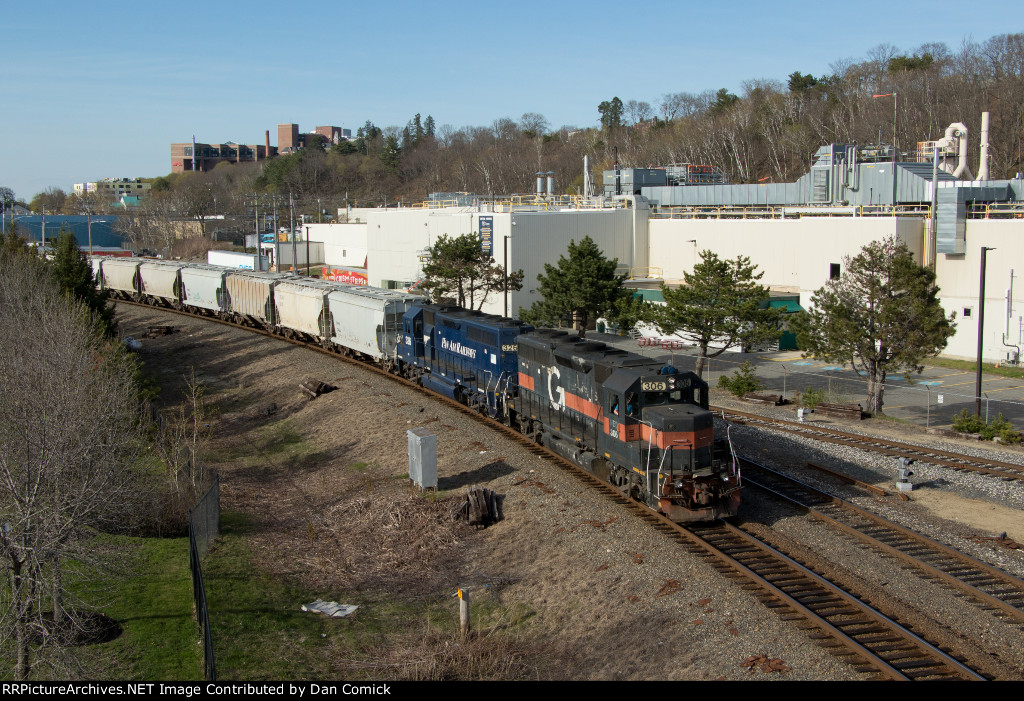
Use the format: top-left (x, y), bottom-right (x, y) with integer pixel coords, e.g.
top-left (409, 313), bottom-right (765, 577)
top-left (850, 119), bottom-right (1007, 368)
top-left (322, 268), bottom-right (368, 285)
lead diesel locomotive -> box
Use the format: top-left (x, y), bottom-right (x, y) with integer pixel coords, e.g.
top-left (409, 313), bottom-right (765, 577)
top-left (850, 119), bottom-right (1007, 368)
top-left (512, 330), bottom-right (741, 522)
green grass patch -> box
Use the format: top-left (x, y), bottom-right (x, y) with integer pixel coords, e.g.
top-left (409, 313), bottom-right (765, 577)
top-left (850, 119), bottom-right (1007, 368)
top-left (80, 534), bottom-right (201, 680)
top-left (203, 511), bottom-right (390, 680)
top-left (203, 511), bottom-right (534, 680)
top-left (929, 357), bottom-right (1024, 380)
top-left (348, 462), bottom-right (369, 472)
top-left (871, 413), bottom-right (914, 425)
top-left (256, 421), bottom-right (306, 456)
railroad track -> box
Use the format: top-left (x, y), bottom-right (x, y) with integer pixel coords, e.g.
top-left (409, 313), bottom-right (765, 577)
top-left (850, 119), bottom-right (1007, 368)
top-left (717, 407), bottom-right (1024, 482)
top-left (739, 458), bottom-right (1024, 628)
top-left (120, 303), bottom-right (990, 680)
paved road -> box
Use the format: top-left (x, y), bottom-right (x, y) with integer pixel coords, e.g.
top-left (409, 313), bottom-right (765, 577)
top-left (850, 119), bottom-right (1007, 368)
top-left (588, 332), bottom-right (1024, 430)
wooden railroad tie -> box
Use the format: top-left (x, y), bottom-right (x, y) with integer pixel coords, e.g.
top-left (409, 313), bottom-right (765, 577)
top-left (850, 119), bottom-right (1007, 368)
top-left (299, 377), bottom-right (337, 400)
top-left (146, 325), bottom-right (176, 337)
top-left (455, 485), bottom-right (504, 528)
top-left (814, 402), bottom-right (864, 420)
top-left (742, 392), bottom-right (783, 406)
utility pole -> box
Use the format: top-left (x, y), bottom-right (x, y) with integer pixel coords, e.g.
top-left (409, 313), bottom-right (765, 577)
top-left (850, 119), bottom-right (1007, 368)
top-left (273, 194), bottom-right (280, 272)
top-left (289, 193), bottom-right (296, 274)
top-left (976, 246), bottom-right (996, 416)
top-left (253, 193), bottom-right (259, 255)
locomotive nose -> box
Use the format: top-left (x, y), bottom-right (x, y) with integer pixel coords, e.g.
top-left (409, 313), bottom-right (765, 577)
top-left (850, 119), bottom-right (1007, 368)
top-left (642, 404), bottom-right (712, 433)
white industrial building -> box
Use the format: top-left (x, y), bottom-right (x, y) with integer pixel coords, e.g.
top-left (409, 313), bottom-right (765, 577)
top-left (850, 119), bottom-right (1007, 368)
top-left (308, 201), bottom-right (1022, 364)
top-left (299, 127), bottom-right (1024, 365)
top-left (310, 202), bottom-right (649, 318)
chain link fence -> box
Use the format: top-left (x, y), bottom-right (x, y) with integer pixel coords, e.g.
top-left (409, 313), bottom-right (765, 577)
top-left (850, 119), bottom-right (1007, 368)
top-left (188, 475), bottom-right (220, 681)
top-left (704, 355), bottom-right (1024, 430)
top-left (595, 332), bottom-right (1024, 430)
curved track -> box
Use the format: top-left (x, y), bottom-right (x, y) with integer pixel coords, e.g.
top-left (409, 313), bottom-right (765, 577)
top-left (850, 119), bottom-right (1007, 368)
top-left (739, 458), bottom-right (1024, 627)
top-left (717, 407), bottom-right (1024, 482)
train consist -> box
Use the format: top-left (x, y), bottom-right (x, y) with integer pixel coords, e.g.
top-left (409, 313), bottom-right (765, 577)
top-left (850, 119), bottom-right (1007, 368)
top-left (93, 257), bottom-right (741, 522)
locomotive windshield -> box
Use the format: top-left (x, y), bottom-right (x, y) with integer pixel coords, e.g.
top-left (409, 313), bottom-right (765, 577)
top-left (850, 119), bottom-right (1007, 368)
top-left (641, 376), bottom-right (694, 405)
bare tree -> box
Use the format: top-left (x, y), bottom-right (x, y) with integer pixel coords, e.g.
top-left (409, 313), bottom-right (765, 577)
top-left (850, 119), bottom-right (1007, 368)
top-left (624, 100), bottom-right (654, 125)
top-left (0, 256), bottom-right (143, 679)
top-left (154, 369), bottom-right (212, 497)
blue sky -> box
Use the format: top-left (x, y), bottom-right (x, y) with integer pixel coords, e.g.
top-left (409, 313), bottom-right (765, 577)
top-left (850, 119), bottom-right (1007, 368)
top-left (1, 0), bottom-right (1016, 200)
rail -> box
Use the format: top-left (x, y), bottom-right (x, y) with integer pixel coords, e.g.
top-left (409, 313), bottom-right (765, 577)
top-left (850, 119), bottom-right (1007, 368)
top-left (407, 194), bottom-right (630, 212)
top-left (967, 202), bottom-right (1024, 219)
top-left (652, 204), bottom-right (932, 219)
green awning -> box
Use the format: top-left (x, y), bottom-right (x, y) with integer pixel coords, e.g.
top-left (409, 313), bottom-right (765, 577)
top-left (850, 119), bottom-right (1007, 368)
top-left (769, 300), bottom-right (804, 313)
top-left (631, 288), bottom-right (665, 303)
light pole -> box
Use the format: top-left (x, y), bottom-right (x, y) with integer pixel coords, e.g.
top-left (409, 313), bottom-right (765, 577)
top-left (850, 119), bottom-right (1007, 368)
top-left (976, 246), bottom-right (996, 416)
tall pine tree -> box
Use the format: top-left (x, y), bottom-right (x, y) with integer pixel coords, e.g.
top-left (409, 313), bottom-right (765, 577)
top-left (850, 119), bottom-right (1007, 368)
top-left (520, 236), bottom-right (630, 336)
top-left (50, 227), bottom-right (115, 336)
top-left (792, 236), bottom-right (955, 415)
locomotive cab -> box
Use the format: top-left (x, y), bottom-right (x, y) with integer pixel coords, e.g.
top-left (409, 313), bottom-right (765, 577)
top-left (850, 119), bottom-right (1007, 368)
top-left (602, 367), bottom-right (740, 522)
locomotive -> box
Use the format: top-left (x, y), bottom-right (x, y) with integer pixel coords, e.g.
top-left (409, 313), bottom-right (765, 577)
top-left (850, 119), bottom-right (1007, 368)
top-left (91, 257), bottom-right (740, 522)
top-left (513, 331), bottom-right (740, 522)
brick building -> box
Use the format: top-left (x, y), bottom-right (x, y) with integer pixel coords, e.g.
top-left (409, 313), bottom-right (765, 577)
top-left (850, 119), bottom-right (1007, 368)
top-left (171, 139), bottom-right (276, 173)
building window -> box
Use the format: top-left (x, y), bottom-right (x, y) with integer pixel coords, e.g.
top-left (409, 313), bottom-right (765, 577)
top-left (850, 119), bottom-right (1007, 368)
top-left (830, 263), bottom-right (841, 279)
top-left (963, 307), bottom-right (973, 318)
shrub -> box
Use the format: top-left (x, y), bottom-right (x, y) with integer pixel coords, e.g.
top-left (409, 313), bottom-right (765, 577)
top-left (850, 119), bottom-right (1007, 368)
top-left (952, 409), bottom-right (986, 435)
top-left (717, 361), bottom-right (763, 398)
top-left (799, 386), bottom-right (826, 409)
top-left (952, 410), bottom-right (1021, 442)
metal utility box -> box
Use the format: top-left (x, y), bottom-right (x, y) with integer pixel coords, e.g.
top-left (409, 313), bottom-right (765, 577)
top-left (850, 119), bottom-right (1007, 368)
top-left (407, 428), bottom-right (437, 491)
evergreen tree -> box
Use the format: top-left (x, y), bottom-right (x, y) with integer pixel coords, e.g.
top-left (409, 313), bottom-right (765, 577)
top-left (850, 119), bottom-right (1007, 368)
top-left (413, 113), bottom-right (424, 145)
top-left (50, 227), bottom-right (115, 336)
top-left (419, 233), bottom-right (523, 310)
top-left (380, 134), bottom-right (401, 173)
top-left (652, 251), bottom-right (781, 379)
top-left (1, 222), bottom-right (33, 259)
top-left (791, 236), bottom-right (956, 415)
top-left (597, 97), bottom-right (624, 130)
top-left (520, 236), bottom-right (628, 336)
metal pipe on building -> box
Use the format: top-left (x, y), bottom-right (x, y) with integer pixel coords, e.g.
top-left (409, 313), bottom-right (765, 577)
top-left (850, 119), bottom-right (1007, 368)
top-left (536, 173), bottom-right (543, 196)
top-left (978, 112), bottom-right (991, 181)
top-left (928, 147), bottom-right (939, 269)
top-left (546, 173), bottom-right (554, 197)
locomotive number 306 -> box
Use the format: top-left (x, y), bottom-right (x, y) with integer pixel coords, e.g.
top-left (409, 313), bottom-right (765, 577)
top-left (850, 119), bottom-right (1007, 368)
top-left (641, 381), bottom-right (667, 391)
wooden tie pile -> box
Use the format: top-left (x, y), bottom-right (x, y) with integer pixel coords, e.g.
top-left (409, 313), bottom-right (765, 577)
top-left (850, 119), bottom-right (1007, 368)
top-left (456, 486), bottom-right (503, 527)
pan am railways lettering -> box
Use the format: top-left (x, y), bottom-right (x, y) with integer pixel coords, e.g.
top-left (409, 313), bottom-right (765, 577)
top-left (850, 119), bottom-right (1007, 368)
top-left (440, 337), bottom-right (478, 359)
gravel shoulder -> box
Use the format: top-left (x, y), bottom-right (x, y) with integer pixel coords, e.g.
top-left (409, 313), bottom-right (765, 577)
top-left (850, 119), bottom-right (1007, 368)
top-left (119, 304), bottom-right (1023, 680)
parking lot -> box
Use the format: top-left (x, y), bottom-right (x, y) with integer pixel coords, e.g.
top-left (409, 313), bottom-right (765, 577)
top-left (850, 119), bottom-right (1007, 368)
top-left (590, 332), bottom-right (1024, 430)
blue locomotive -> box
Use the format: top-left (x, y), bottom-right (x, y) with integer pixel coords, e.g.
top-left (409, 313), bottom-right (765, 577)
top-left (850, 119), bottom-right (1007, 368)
top-left (397, 304), bottom-right (533, 419)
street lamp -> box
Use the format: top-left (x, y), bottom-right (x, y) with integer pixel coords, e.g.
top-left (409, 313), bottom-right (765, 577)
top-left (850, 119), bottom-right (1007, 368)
top-left (976, 246), bottom-right (996, 415)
